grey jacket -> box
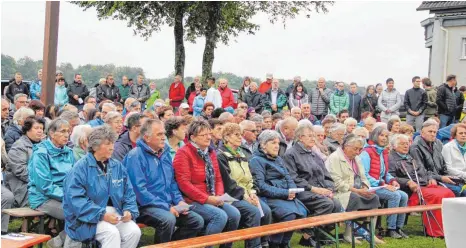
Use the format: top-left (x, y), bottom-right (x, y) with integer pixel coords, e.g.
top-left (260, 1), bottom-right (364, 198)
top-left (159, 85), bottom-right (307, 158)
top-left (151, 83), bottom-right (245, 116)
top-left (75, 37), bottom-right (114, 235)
top-left (309, 88), bottom-right (332, 116)
top-left (5, 135), bottom-right (34, 207)
top-left (378, 88), bottom-right (402, 117)
top-left (129, 83), bottom-right (150, 103)
top-left (324, 137), bottom-right (340, 154)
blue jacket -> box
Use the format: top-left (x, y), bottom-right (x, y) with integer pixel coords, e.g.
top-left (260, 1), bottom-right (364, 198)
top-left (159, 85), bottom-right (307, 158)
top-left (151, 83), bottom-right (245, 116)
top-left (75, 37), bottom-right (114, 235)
top-left (4, 124), bottom-right (22, 153)
top-left (437, 124), bottom-right (454, 144)
top-left (124, 139), bottom-right (184, 211)
top-left (63, 153), bottom-right (139, 242)
top-left (30, 80), bottom-right (42, 100)
top-left (54, 84), bottom-right (69, 107)
top-left (193, 95), bottom-right (206, 117)
top-left (28, 139), bottom-right (74, 209)
top-left (88, 118), bottom-right (104, 127)
top-left (112, 131), bottom-right (133, 161)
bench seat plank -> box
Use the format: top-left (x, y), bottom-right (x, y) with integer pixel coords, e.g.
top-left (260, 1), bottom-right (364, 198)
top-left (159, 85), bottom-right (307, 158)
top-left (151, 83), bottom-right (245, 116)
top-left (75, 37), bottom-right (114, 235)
top-left (1, 233), bottom-right (51, 248)
top-left (144, 204), bottom-right (441, 248)
top-left (2, 208), bottom-right (45, 217)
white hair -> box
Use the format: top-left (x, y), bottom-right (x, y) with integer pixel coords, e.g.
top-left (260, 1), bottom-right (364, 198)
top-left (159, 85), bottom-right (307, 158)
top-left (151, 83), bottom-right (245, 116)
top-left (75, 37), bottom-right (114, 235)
top-left (353, 127), bottom-right (369, 138)
top-left (258, 130), bottom-right (281, 147)
top-left (104, 111), bottom-right (121, 123)
top-left (373, 122), bottom-right (387, 130)
top-left (13, 107), bottom-right (34, 124)
top-left (102, 103), bottom-right (116, 111)
top-left (250, 82), bottom-right (258, 88)
top-left (291, 107), bottom-right (301, 113)
top-left (298, 119), bottom-right (313, 127)
top-left (329, 123), bottom-right (346, 134)
top-left (70, 125), bottom-right (93, 147)
top-left (344, 117), bottom-right (357, 126)
top-left (239, 120), bottom-right (255, 133)
top-left (313, 125), bottom-right (324, 133)
top-left (390, 134), bottom-right (410, 149)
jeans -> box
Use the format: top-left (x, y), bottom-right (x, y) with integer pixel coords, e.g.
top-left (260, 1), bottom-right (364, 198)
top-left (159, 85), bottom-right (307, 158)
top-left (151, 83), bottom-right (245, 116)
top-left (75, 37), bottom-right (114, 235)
top-left (375, 188), bottom-right (408, 229)
top-left (138, 206), bottom-right (204, 243)
top-left (442, 183), bottom-right (466, 197)
top-left (232, 199), bottom-right (272, 248)
top-left (440, 114), bottom-right (454, 129)
top-left (406, 114), bottom-right (424, 132)
top-left (191, 202), bottom-right (240, 248)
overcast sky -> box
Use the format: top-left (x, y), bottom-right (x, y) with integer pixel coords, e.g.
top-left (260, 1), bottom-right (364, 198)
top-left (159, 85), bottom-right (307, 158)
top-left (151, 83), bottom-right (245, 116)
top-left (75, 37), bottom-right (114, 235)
top-left (1, 1), bottom-right (431, 93)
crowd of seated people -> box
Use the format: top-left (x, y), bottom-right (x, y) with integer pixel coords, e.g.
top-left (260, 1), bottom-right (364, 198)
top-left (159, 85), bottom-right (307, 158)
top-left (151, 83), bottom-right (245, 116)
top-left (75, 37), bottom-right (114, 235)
top-left (1, 71), bottom-right (465, 248)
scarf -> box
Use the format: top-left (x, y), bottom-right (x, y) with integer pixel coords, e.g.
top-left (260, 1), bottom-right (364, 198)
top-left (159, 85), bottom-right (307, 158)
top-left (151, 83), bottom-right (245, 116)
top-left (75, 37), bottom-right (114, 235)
top-left (193, 142), bottom-right (216, 195)
top-left (456, 140), bottom-right (466, 156)
top-left (396, 152), bottom-right (409, 159)
top-left (225, 144), bottom-right (243, 158)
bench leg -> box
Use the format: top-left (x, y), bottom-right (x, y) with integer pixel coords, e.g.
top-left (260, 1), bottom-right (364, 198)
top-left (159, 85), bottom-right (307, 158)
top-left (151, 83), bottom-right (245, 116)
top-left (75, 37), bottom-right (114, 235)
top-left (38, 216), bottom-right (44, 234)
top-left (351, 224), bottom-right (355, 248)
top-left (315, 224), bottom-right (340, 248)
top-left (369, 217), bottom-right (375, 248)
top-left (334, 223), bottom-right (339, 248)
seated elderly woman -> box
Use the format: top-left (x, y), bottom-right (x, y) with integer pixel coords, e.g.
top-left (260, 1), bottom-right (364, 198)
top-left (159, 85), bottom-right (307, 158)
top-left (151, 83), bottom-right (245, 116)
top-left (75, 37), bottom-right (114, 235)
top-left (28, 118), bottom-right (75, 248)
top-left (283, 123), bottom-right (342, 246)
top-left (388, 134), bottom-right (455, 237)
top-left (323, 123), bottom-right (345, 154)
top-left (5, 116), bottom-right (45, 209)
top-left (313, 125), bottom-right (329, 159)
top-left (173, 120), bottom-right (240, 248)
top-left (104, 111), bottom-right (123, 134)
top-left (362, 116), bottom-right (376, 133)
top-left (4, 107), bottom-right (35, 152)
top-left (321, 114), bottom-right (337, 137)
top-left (326, 134), bottom-right (383, 244)
top-left (217, 123), bottom-right (272, 248)
top-left (359, 127), bottom-right (409, 239)
top-left (353, 127), bottom-right (369, 147)
top-left (70, 124), bottom-right (93, 161)
top-left (388, 117), bottom-right (401, 137)
top-left (442, 123), bottom-right (466, 183)
top-left (344, 117), bottom-right (357, 134)
top-left (63, 126), bottom-right (141, 247)
top-left (249, 130), bottom-right (308, 248)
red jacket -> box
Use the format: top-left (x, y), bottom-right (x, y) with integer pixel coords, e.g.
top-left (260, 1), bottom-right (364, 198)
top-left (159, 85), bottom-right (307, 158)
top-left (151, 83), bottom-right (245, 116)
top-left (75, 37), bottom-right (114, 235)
top-left (363, 140), bottom-right (394, 184)
top-left (258, 81), bottom-right (272, 94)
top-left (173, 142), bottom-right (224, 204)
top-left (188, 91), bottom-right (197, 113)
top-left (219, 86), bottom-right (234, 108)
top-left (169, 82), bottom-right (185, 108)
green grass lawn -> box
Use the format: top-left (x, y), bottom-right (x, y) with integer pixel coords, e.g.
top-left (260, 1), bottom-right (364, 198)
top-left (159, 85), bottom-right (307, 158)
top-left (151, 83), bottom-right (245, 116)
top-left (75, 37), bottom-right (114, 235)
top-left (9, 215), bottom-right (446, 247)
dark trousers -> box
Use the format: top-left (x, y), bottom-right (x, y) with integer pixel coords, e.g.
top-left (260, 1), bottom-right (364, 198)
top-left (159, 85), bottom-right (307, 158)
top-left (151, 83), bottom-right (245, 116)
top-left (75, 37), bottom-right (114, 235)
top-left (233, 199), bottom-right (272, 248)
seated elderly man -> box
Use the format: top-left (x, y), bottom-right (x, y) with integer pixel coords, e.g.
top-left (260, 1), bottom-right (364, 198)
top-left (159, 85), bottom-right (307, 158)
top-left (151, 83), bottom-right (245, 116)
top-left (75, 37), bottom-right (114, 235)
top-left (89, 102), bottom-right (116, 127)
top-left (410, 119), bottom-right (465, 197)
top-left (79, 103), bottom-right (96, 124)
top-left (324, 123), bottom-right (346, 154)
top-left (250, 115), bottom-right (264, 135)
top-left (239, 120), bottom-right (258, 159)
top-left (301, 103), bottom-right (318, 125)
top-left (344, 117), bottom-right (357, 134)
top-left (442, 123), bottom-right (466, 183)
top-left (63, 126), bottom-right (141, 247)
top-left (290, 107), bottom-right (302, 121)
top-left (389, 134), bottom-right (455, 237)
top-left (276, 117), bottom-right (299, 157)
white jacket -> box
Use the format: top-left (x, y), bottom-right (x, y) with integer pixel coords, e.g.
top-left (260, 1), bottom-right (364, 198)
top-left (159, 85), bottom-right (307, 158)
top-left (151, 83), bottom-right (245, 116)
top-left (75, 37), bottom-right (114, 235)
top-left (206, 87), bottom-right (222, 109)
top-left (441, 140), bottom-right (466, 180)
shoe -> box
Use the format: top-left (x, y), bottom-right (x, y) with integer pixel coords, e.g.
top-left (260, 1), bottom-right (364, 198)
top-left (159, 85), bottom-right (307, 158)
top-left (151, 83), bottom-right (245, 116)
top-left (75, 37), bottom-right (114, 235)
top-left (374, 236), bottom-right (386, 244)
top-left (46, 236), bottom-right (64, 248)
top-left (343, 235), bottom-right (362, 245)
top-left (298, 236), bottom-right (317, 247)
top-left (397, 229), bottom-right (409, 239)
top-left (388, 230), bottom-right (402, 239)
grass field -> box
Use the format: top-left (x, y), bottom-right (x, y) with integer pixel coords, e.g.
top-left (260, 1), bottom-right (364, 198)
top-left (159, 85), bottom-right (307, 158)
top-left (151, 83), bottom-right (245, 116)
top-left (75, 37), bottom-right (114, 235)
top-left (9, 215), bottom-right (446, 247)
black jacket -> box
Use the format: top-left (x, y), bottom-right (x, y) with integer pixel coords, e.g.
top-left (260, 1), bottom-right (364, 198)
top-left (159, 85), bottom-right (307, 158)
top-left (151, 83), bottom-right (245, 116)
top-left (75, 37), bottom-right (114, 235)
top-left (361, 94), bottom-right (379, 117)
top-left (67, 81), bottom-right (89, 105)
top-left (243, 91), bottom-right (265, 113)
top-left (404, 88), bottom-right (427, 114)
top-left (455, 89), bottom-right (465, 120)
top-left (185, 83), bottom-right (196, 100)
top-left (436, 83), bottom-right (457, 116)
top-left (409, 136), bottom-right (447, 182)
top-left (388, 151), bottom-right (430, 192)
top-left (97, 84), bottom-right (120, 102)
top-left (6, 81), bottom-right (29, 102)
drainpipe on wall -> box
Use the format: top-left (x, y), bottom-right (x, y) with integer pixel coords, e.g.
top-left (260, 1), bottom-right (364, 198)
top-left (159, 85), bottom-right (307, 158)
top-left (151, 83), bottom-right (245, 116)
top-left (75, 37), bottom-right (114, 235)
top-left (440, 20), bottom-right (449, 81)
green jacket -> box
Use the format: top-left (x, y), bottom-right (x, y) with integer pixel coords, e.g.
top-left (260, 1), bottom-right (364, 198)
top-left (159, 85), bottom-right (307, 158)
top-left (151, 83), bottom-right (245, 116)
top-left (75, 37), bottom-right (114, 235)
top-left (264, 88), bottom-right (288, 113)
top-left (217, 148), bottom-right (255, 200)
top-left (330, 91), bottom-right (349, 115)
top-left (146, 90), bottom-right (161, 109)
top-left (118, 84), bottom-right (131, 103)
top-left (424, 88), bottom-right (437, 117)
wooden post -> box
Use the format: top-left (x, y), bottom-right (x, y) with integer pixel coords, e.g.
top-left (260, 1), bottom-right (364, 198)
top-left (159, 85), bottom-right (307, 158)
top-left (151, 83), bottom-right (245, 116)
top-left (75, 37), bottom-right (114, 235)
top-left (40, 1), bottom-right (60, 105)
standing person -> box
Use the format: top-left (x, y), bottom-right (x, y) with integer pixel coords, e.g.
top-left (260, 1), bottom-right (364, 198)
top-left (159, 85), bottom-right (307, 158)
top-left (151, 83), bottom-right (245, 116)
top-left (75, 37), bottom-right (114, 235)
top-left (63, 126), bottom-right (141, 248)
top-left (436, 75), bottom-right (458, 128)
top-left (173, 120), bottom-right (241, 248)
top-left (218, 78), bottom-right (235, 109)
top-left (375, 83), bottom-right (383, 97)
top-left (124, 119), bottom-right (203, 244)
top-left (193, 88), bottom-right (207, 117)
top-left (146, 82), bottom-right (161, 110)
top-left (55, 77), bottom-right (69, 108)
top-left (378, 78), bottom-right (402, 123)
top-left (244, 82), bottom-right (265, 114)
top-left (258, 73), bottom-right (273, 94)
top-left (348, 82), bottom-right (363, 121)
top-left (404, 76), bottom-right (427, 132)
top-left (286, 76), bottom-right (308, 98)
top-left (97, 74), bottom-right (120, 103)
top-left (264, 79), bottom-right (287, 114)
top-left (30, 69), bottom-right (43, 100)
top-left (289, 82), bottom-right (309, 109)
top-left (119, 75), bottom-right (131, 104)
top-left (67, 74), bottom-right (90, 111)
top-left (455, 84), bottom-right (465, 123)
top-left (310, 77), bottom-right (332, 120)
top-left (129, 74), bottom-right (150, 109)
top-left (329, 82), bottom-right (349, 115)
top-left (185, 76), bottom-right (200, 101)
top-left (238, 77), bottom-right (251, 103)
top-left (361, 85), bottom-right (379, 118)
top-left (422, 78), bottom-right (437, 121)
top-left (205, 77), bottom-right (222, 109)
top-left (188, 82), bottom-right (201, 114)
top-left (6, 72), bottom-right (29, 103)
top-left (168, 75), bottom-right (185, 110)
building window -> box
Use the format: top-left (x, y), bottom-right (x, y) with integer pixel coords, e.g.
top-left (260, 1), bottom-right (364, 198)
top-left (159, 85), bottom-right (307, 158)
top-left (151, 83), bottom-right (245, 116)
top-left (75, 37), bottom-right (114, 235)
top-left (463, 38), bottom-right (466, 59)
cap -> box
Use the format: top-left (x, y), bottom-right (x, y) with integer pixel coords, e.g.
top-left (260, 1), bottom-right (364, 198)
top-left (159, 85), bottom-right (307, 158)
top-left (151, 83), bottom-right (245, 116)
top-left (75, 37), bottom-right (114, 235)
top-left (180, 103), bottom-right (189, 109)
top-left (266, 73), bottom-right (273, 79)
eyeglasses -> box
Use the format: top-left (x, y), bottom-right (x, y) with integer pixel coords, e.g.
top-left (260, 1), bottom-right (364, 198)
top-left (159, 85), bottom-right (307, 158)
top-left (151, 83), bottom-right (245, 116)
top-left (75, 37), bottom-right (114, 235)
top-left (244, 129), bottom-right (259, 134)
top-left (196, 133), bottom-right (212, 138)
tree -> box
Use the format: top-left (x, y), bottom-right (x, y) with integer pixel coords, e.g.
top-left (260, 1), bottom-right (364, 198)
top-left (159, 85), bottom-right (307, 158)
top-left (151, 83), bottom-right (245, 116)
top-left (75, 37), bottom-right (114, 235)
top-left (1, 54), bottom-right (17, 79)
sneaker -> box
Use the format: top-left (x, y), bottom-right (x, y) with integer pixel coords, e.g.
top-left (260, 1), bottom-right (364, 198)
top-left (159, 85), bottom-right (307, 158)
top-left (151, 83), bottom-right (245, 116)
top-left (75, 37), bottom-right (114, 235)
top-left (388, 230), bottom-right (403, 239)
top-left (298, 236), bottom-right (317, 247)
top-left (397, 229), bottom-right (409, 239)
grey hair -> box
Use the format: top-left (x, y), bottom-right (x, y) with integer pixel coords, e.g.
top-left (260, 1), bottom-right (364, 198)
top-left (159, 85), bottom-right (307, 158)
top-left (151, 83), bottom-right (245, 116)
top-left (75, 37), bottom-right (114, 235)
top-left (129, 100), bottom-right (141, 109)
top-left (140, 118), bottom-right (163, 138)
top-left (87, 125), bottom-right (118, 152)
top-left (291, 106), bottom-right (301, 113)
top-left (250, 82), bottom-right (258, 88)
top-left (70, 125), bottom-right (93, 146)
top-left (59, 110), bottom-right (79, 122)
top-left (239, 120), bottom-right (255, 133)
top-left (313, 125), bottom-right (324, 133)
top-left (295, 122), bottom-right (314, 141)
top-left (102, 103), bottom-right (116, 111)
top-left (373, 122), bottom-right (387, 130)
top-left (48, 118), bottom-right (70, 135)
top-left (188, 119), bottom-right (211, 140)
top-left (363, 116), bottom-right (376, 123)
top-left (344, 117), bottom-right (357, 125)
top-left (261, 110), bottom-right (272, 117)
top-left (422, 119), bottom-right (439, 130)
top-left (250, 115), bottom-right (264, 124)
top-left (218, 112), bottom-right (234, 122)
top-left (368, 126), bottom-right (389, 144)
top-left (389, 115), bottom-right (401, 122)
top-left (298, 119), bottom-right (313, 127)
top-left (13, 107), bottom-right (34, 124)
top-left (83, 103), bottom-right (95, 112)
top-left (390, 134), bottom-right (410, 149)
top-left (353, 127), bottom-right (369, 139)
top-left (103, 111), bottom-right (121, 123)
top-left (329, 123), bottom-right (346, 134)
top-left (14, 93), bottom-right (27, 102)
top-left (258, 130), bottom-right (281, 147)
top-left (341, 134), bottom-right (364, 149)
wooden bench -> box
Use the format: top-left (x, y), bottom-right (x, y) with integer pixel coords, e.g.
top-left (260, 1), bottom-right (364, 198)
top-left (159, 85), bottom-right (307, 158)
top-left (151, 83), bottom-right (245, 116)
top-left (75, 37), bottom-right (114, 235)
top-left (1, 232), bottom-right (51, 248)
top-left (1, 208), bottom-right (46, 234)
top-left (143, 204), bottom-right (441, 248)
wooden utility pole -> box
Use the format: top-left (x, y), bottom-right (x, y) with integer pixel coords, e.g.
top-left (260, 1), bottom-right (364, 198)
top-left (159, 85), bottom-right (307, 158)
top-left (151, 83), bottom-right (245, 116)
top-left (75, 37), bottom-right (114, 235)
top-left (40, 1), bottom-right (60, 105)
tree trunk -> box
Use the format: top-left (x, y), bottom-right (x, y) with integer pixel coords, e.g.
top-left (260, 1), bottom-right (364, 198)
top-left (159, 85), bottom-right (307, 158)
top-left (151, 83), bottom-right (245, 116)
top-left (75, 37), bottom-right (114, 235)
top-left (201, 2), bottom-right (221, 85)
top-left (174, 5), bottom-right (185, 79)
